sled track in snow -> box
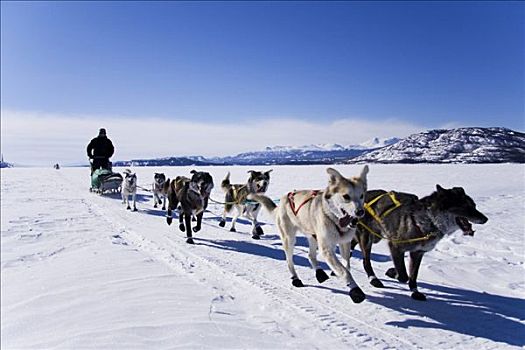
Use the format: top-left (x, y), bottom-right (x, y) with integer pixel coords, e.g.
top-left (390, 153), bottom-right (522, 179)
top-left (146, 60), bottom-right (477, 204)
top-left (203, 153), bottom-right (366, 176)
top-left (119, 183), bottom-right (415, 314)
top-left (76, 185), bottom-right (418, 350)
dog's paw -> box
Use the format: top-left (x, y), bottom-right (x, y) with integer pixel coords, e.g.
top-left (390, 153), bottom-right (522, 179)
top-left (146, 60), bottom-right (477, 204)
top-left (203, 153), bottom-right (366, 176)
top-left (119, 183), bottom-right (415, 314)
top-left (192, 226), bottom-right (201, 233)
top-left (316, 269), bottom-right (330, 283)
top-left (255, 226), bottom-right (264, 236)
top-left (179, 224), bottom-right (185, 232)
top-left (186, 237), bottom-right (195, 245)
top-left (349, 287), bottom-right (366, 303)
top-left (251, 234), bottom-right (260, 240)
top-left (166, 217), bottom-right (173, 225)
top-left (370, 277), bottom-right (385, 288)
top-left (291, 277), bottom-right (304, 288)
top-left (397, 275), bottom-right (409, 283)
top-left (385, 268), bottom-right (398, 279)
top-left (218, 220), bottom-right (226, 228)
top-left (154, 204), bottom-right (158, 208)
top-left (411, 291), bottom-right (427, 301)
top-left (126, 206), bottom-right (131, 210)
top-left (229, 227), bottom-right (236, 232)
top-left (162, 206), bottom-right (166, 210)
top-left (132, 207), bottom-right (137, 212)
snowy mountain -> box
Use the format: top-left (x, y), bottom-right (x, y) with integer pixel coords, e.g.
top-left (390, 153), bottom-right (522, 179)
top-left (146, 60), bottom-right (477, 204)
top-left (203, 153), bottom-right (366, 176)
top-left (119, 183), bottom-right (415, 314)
top-left (211, 138), bottom-right (400, 165)
top-left (113, 156), bottom-right (227, 167)
top-left (112, 138), bottom-right (399, 166)
top-left (111, 128), bottom-right (524, 166)
top-left (359, 137), bottom-right (401, 149)
top-left (350, 127), bottom-right (525, 164)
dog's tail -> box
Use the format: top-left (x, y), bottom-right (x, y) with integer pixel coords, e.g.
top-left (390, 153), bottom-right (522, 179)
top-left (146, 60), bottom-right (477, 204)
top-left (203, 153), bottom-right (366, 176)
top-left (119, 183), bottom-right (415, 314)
top-left (221, 172), bottom-right (231, 192)
top-left (249, 194), bottom-right (278, 215)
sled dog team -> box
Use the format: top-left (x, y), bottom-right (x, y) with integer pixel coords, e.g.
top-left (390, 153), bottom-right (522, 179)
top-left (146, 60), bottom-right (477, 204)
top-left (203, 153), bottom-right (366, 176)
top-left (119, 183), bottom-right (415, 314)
top-left (121, 166), bottom-right (488, 303)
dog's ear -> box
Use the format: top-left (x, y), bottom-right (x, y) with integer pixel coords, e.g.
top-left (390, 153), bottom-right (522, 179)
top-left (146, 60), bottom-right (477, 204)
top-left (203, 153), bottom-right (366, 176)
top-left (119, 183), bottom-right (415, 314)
top-left (190, 170), bottom-right (197, 174)
top-left (452, 187), bottom-right (465, 194)
top-left (359, 165), bottom-right (369, 181)
top-left (265, 169), bottom-right (273, 174)
top-left (326, 168), bottom-right (343, 185)
top-left (436, 184), bottom-right (445, 192)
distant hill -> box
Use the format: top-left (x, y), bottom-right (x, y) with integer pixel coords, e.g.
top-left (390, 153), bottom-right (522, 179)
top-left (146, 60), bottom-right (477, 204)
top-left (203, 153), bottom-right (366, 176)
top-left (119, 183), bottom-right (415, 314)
top-left (112, 138), bottom-right (399, 166)
top-left (113, 156), bottom-right (227, 167)
top-left (350, 127), bottom-right (525, 163)
top-left (112, 128), bottom-right (524, 166)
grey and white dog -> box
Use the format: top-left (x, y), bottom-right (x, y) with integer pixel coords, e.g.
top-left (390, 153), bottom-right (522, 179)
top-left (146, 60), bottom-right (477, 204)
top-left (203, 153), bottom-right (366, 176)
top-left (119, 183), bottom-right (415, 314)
top-left (219, 170), bottom-right (272, 239)
top-left (251, 166), bottom-right (369, 303)
top-left (122, 169), bottom-right (137, 211)
top-left (350, 185), bottom-right (488, 301)
top-left (152, 173), bottom-right (169, 210)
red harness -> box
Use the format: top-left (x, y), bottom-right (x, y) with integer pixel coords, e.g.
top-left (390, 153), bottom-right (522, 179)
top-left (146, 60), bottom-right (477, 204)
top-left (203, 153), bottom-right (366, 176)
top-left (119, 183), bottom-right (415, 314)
top-left (288, 190), bottom-right (320, 216)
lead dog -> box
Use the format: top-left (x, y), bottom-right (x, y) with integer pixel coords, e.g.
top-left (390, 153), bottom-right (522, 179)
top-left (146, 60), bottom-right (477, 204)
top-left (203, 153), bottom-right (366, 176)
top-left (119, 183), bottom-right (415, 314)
top-left (122, 169), bottom-right (137, 211)
top-left (152, 173), bottom-right (169, 210)
top-left (219, 170), bottom-right (272, 239)
top-left (251, 166), bottom-right (369, 303)
top-left (349, 185), bottom-right (488, 301)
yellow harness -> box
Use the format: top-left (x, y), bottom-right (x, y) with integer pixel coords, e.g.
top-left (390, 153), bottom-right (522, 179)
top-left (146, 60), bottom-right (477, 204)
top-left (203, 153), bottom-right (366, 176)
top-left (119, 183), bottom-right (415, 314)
top-left (358, 192), bottom-right (437, 244)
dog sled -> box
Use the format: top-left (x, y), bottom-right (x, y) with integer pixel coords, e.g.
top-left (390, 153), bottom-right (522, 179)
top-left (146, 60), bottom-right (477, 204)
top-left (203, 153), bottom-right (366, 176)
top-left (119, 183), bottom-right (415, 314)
top-left (89, 160), bottom-right (123, 194)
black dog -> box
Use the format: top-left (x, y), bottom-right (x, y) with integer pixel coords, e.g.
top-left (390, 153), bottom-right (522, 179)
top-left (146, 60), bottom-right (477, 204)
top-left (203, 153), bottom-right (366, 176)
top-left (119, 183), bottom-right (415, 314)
top-left (166, 171), bottom-right (213, 244)
top-left (350, 185), bottom-right (488, 301)
top-left (188, 170), bottom-right (214, 233)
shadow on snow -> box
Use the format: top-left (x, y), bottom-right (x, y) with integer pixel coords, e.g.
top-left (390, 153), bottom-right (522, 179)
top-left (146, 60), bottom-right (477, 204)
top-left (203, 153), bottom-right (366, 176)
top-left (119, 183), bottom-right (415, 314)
top-left (367, 282), bottom-right (525, 347)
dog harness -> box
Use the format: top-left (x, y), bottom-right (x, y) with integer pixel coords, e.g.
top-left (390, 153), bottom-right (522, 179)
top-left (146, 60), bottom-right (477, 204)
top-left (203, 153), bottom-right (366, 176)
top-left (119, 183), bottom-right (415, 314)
top-left (287, 190), bottom-right (320, 216)
top-left (364, 191), bottom-right (402, 222)
top-left (358, 192), bottom-right (437, 244)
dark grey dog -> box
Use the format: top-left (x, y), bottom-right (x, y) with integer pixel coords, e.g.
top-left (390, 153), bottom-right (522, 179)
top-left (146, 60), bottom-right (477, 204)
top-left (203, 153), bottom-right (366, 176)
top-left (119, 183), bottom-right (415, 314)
top-left (166, 176), bottom-right (204, 244)
top-left (350, 185), bottom-right (488, 301)
top-left (188, 170), bottom-right (214, 233)
top-left (152, 173), bottom-right (169, 210)
top-left (165, 171), bottom-right (213, 244)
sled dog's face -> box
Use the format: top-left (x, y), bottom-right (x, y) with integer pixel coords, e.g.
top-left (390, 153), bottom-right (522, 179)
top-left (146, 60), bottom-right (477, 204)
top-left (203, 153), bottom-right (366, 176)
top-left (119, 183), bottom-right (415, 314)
top-left (433, 185), bottom-right (488, 236)
top-left (247, 170), bottom-right (272, 193)
top-left (325, 166), bottom-right (368, 226)
top-left (190, 170), bottom-right (214, 197)
top-left (124, 172), bottom-right (137, 188)
top-left (154, 173), bottom-right (166, 187)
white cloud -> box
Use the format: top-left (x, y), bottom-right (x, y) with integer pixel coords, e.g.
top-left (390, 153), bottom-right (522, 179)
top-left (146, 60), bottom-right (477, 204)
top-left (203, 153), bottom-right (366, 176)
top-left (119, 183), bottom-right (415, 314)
top-left (1, 110), bottom-right (425, 166)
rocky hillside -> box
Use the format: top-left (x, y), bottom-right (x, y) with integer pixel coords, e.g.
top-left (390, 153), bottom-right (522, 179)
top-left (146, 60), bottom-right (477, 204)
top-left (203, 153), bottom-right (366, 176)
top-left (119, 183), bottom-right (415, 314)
top-left (350, 127), bottom-right (525, 163)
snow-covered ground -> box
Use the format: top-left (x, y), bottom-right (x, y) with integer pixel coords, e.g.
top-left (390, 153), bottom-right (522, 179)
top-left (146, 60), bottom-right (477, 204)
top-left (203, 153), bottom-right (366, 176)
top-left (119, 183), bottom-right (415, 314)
top-left (1, 164), bottom-right (524, 349)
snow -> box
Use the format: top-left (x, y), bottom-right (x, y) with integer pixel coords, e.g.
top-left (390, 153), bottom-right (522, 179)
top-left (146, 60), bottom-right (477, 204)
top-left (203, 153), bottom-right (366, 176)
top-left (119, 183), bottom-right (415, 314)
top-left (2, 164), bottom-right (524, 349)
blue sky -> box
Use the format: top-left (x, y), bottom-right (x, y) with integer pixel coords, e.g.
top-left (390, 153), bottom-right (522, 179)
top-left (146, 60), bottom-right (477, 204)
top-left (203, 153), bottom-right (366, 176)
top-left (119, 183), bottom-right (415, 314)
top-left (1, 1), bottom-right (524, 165)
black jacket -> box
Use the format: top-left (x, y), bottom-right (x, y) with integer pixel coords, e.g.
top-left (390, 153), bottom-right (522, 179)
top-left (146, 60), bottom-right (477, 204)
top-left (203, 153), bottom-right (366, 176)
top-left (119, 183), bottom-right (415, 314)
top-left (86, 136), bottom-right (114, 159)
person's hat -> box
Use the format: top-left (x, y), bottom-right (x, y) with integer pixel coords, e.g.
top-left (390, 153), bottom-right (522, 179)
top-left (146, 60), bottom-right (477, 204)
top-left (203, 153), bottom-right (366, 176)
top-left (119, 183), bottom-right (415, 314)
top-left (99, 128), bottom-right (107, 136)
